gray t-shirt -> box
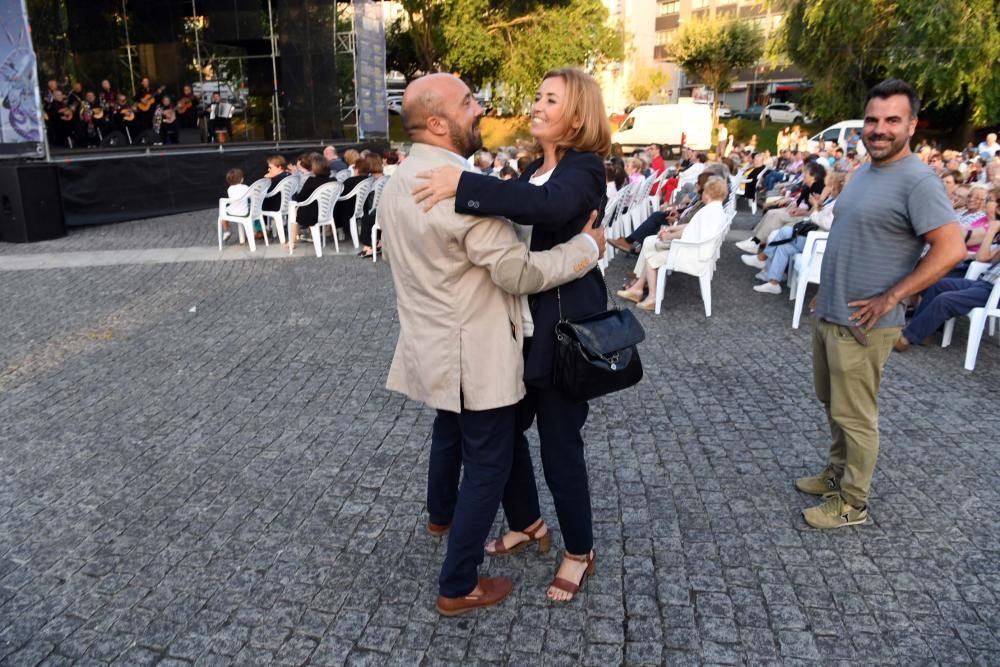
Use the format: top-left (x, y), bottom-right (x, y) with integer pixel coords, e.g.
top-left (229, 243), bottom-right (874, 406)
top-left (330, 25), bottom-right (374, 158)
top-left (816, 154), bottom-right (955, 328)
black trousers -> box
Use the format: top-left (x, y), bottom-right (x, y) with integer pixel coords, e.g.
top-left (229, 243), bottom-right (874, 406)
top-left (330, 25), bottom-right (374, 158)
top-left (625, 210), bottom-right (668, 244)
top-left (501, 342), bottom-right (593, 555)
top-left (428, 404), bottom-right (514, 598)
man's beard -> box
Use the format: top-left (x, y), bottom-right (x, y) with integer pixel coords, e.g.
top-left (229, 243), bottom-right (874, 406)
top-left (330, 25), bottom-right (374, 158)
top-left (863, 131), bottom-right (909, 161)
top-left (447, 117), bottom-right (482, 158)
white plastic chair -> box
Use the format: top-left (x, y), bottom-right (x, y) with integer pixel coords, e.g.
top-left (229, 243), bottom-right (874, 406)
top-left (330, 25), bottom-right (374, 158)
top-left (288, 181), bottom-right (342, 257)
top-left (260, 177), bottom-right (296, 245)
top-left (369, 176), bottom-right (391, 263)
top-left (788, 231), bottom-right (830, 329)
top-left (340, 177), bottom-right (375, 249)
top-left (217, 178), bottom-right (271, 252)
top-left (653, 222), bottom-right (730, 316)
top-left (612, 181), bottom-right (641, 241)
top-left (648, 170), bottom-right (671, 212)
top-left (941, 260), bottom-right (1000, 371)
top-left (630, 174), bottom-right (657, 230)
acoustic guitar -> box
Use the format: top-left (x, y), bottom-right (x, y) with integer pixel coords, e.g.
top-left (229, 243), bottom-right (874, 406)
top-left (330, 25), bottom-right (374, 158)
top-left (119, 107), bottom-right (136, 122)
top-left (136, 93), bottom-right (156, 112)
top-left (59, 107), bottom-right (75, 121)
top-left (162, 108), bottom-right (177, 124)
top-left (175, 97), bottom-right (193, 115)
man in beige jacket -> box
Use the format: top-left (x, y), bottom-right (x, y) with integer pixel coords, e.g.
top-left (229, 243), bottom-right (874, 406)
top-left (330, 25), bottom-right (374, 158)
top-left (381, 73), bottom-right (605, 616)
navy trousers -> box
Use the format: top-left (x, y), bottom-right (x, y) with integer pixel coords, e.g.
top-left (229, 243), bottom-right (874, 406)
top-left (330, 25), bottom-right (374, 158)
top-left (501, 355), bottom-right (593, 555)
top-left (429, 405), bottom-right (514, 598)
top-left (625, 211), bottom-right (668, 245)
top-left (903, 278), bottom-right (993, 343)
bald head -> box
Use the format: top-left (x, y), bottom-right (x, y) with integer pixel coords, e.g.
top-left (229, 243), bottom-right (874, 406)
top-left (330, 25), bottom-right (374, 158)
top-left (401, 73), bottom-right (483, 156)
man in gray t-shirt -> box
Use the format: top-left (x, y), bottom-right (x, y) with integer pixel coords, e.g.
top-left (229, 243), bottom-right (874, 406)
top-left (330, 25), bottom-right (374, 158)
top-left (797, 80), bottom-right (965, 530)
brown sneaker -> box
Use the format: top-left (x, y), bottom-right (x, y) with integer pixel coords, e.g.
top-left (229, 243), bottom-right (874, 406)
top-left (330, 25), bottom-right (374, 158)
top-left (795, 465), bottom-right (840, 496)
top-left (436, 576), bottom-right (514, 616)
top-left (802, 494), bottom-right (868, 529)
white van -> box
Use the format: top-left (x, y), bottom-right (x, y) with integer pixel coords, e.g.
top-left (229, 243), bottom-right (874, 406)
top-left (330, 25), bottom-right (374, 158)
top-left (612, 102), bottom-right (712, 156)
top-left (806, 120), bottom-right (867, 156)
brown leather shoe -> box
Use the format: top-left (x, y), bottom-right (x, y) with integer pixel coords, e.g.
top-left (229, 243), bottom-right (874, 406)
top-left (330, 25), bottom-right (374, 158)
top-left (608, 237), bottom-right (634, 253)
top-left (893, 335), bottom-right (910, 352)
top-left (426, 520), bottom-right (450, 537)
top-left (436, 576), bottom-right (513, 616)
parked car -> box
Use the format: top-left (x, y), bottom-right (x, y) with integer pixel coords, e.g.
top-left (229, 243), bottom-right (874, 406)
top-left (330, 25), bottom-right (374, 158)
top-left (804, 120), bottom-right (867, 156)
top-left (611, 101), bottom-right (713, 155)
top-left (733, 104), bottom-right (764, 120)
top-left (761, 102), bottom-right (812, 124)
top-left (387, 92), bottom-right (403, 115)
top-left (717, 105), bottom-right (732, 119)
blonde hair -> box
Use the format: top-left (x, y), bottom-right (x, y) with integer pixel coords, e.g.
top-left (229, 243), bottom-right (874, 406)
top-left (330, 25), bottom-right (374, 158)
top-left (702, 177), bottom-right (728, 202)
top-left (536, 68), bottom-right (612, 158)
top-left (625, 157), bottom-right (643, 173)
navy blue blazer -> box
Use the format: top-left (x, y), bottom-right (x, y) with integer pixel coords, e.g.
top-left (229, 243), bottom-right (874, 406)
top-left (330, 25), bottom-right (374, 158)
top-left (455, 149), bottom-right (607, 388)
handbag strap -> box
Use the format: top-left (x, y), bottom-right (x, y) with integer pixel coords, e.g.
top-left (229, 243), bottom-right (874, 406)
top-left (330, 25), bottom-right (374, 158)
top-left (556, 268), bottom-right (618, 323)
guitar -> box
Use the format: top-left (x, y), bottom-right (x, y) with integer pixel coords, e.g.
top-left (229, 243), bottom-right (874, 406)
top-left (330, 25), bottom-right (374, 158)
top-left (162, 108), bottom-right (177, 124)
top-left (119, 107), bottom-right (135, 122)
top-left (59, 107), bottom-right (75, 121)
top-left (136, 93), bottom-right (156, 112)
top-left (175, 97), bottom-right (193, 114)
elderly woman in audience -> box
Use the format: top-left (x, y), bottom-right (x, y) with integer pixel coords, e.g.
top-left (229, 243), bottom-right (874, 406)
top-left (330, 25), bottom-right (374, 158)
top-left (744, 172), bottom-right (846, 294)
top-left (287, 153), bottom-right (330, 253)
top-left (960, 185), bottom-right (991, 252)
top-left (334, 154), bottom-right (379, 240)
top-left (736, 160), bottom-right (826, 255)
top-left (625, 156), bottom-right (645, 184)
top-left (616, 177), bottom-right (729, 310)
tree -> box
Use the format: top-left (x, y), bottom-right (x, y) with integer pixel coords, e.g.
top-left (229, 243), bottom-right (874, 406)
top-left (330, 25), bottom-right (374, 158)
top-left (386, 0), bottom-right (623, 113)
top-left (771, 0), bottom-right (1000, 126)
top-left (669, 18), bottom-right (764, 122)
top-left (628, 63), bottom-right (669, 105)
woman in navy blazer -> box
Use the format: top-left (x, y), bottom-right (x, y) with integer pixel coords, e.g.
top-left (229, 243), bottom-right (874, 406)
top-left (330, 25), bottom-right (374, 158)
top-left (414, 68), bottom-right (611, 602)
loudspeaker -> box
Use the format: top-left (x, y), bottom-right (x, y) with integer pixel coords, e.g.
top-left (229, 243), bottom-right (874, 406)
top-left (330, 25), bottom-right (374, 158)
top-left (0, 165), bottom-right (66, 243)
top-left (178, 128), bottom-right (202, 145)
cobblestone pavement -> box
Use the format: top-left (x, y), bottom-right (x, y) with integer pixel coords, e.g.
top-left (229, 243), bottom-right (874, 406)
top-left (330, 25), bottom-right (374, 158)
top-left (1, 210), bottom-right (998, 666)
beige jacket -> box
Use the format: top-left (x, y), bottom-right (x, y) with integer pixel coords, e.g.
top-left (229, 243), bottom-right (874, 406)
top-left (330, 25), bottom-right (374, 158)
top-left (382, 143), bottom-right (599, 412)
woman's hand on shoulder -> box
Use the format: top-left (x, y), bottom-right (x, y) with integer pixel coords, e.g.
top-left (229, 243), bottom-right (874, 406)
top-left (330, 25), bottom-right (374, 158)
top-left (413, 165), bottom-right (463, 211)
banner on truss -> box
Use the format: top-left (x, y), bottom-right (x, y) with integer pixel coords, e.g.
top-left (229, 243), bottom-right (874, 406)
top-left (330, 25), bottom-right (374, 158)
top-left (0, 0), bottom-right (44, 159)
top-left (353, 0), bottom-right (388, 140)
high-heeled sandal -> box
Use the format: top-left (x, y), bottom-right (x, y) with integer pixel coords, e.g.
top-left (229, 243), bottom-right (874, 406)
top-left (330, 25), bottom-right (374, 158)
top-left (548, 550), bottom-right (596, 602)
top-left (486, 520), bottom-right (551, 557)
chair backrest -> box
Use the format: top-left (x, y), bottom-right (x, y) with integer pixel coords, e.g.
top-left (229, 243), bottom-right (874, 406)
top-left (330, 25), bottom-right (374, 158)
top-left (801, 230), bottom-right (830, 283)
top-left (601, 188), bottom-right (624, 227)
top-left (635, 173), bottom-right (656, 201)
top-left (315, 181), bottom-right (343, 224)
top-left (246, 178), bottom-right (272, 219)
top-left (351, 177), bottom-right (375, 218)
top-left (274, 176), bottom-right (296, 214)
top-left (965, 261), bottom-right (992, 280)
top-left (369, 175), bottom-right (390, 212)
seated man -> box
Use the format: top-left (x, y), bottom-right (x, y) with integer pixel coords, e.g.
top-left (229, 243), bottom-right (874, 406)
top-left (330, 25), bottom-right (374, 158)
top-left (895, 216), bottom-right (1000, 350)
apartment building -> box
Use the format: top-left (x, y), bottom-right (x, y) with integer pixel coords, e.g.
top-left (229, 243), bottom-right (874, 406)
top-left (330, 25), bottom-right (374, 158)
top-left (600, 0), bottom-right (805, 113)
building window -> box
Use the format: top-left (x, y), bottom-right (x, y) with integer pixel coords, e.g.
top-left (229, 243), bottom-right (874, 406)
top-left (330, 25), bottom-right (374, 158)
top-left (691, 0), bottom-right (711, 9)
top-left (658, 0), bottom-right (680, 14)
top-left (656, 30), bottom-right (676, 46)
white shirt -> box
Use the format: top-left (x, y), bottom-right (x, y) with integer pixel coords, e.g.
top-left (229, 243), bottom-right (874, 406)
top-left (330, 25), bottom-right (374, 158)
top-left (226, 184), bottom-right (250, 216)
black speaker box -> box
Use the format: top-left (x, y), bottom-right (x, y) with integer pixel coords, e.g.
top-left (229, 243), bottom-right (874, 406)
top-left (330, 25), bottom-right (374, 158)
top-left (0, 164), bottom-right (67, 243)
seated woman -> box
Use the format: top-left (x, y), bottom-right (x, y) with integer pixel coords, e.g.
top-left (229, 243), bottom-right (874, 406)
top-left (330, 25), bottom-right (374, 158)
top-left (736, 160), bottom-right (825, 254)
top-left (616, 177), bottom-right (729, 310)
top-left (356, 155), bottom-right (386, 258)
top-left (746, 172), bottom-right (846, 294)
top-left (896, 216), bottom-right (1000, 350)
top-left (333, 155), bottom-right (375, 237)
top-left (960, 185), bottom-right (990, 253)
top-left (286, 153), bottom-right (330, 253)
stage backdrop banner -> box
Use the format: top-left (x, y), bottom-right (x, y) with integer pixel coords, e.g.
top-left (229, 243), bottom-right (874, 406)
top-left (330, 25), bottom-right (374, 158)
top-left (0, 0), bottom-right (44, 159)
top-left (353, 0), bottom-right (388, 140)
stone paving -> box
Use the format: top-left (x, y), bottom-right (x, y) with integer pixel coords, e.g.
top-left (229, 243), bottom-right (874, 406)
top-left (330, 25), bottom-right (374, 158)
top-left (0, 209), bottom-right (998, 666)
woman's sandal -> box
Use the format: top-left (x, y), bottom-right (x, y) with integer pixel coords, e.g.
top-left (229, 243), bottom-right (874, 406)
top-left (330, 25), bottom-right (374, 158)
top-left (548, 550), bottom-right (596, 602)
top-left (486, 520), bottom-right (551, 557)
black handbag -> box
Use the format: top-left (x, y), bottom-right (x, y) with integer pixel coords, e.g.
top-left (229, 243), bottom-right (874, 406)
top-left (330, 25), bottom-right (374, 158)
top-left (552, 275), bottom-right (646, 403)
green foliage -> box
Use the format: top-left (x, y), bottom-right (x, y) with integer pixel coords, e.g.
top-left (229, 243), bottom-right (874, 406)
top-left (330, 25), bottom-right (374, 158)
top-left (628, 64), bottom-right (669, 105)
top-left (386, 0), bottom-right (623, 114)
top-left (772, 0), bottom-right (1000, 125)
top-left (669, 18), bottom-right (764, 121)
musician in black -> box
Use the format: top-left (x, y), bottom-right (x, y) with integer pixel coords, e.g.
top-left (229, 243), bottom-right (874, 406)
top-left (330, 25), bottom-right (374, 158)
top-left (205, 92), bottom-right (234, 143)
top-left (176, 84), bottom-right (200, 129)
